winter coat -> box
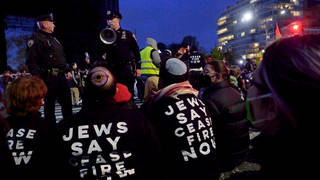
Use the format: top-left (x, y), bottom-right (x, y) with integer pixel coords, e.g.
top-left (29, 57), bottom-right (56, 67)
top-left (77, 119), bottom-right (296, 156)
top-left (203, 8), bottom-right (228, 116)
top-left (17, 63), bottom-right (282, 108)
top-left (200, 80), bottom-right (249, 172)
top-left (145, 81), bottom-right (219, 180)
top-left (57, 96), bottom-right (162, 180)
top-left (5, 112), bottom-right (61, 180)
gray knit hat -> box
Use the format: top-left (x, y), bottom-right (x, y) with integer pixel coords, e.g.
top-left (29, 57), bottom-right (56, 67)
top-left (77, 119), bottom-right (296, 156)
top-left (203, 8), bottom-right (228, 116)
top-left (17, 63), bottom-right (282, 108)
top-left (165, 58), bottom-right (187, 76)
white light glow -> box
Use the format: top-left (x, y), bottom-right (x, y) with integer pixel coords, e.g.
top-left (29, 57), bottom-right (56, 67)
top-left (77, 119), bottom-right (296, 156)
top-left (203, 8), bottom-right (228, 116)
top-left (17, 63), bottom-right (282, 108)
top-left (241, 12), bottom-right (253, 22)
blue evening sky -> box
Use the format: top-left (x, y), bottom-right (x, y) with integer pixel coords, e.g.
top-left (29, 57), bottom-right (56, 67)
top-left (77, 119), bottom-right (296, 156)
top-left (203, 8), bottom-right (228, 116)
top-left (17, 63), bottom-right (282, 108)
top-left (120, 0), bottom-right (237, 53)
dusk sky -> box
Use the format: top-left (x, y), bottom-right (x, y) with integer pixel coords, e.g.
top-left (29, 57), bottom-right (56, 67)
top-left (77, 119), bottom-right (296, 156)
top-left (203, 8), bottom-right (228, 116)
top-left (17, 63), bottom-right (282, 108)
top-left (119, 0), bottom-right (237, 53)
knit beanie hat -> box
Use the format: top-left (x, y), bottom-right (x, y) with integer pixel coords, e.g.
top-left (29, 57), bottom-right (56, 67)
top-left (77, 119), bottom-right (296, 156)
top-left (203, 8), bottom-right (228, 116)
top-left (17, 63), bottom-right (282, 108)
top-left (165, 58), bottom-right (187, 75)
top-left (159, 58), bottom-right (189, 88)
top-left (84, 67), bottom-right (116, 101)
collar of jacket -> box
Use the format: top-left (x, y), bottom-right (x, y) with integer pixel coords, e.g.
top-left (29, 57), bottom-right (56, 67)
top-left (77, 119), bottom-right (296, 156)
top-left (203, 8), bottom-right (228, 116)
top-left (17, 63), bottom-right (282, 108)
top-left (116, 28), bottom-right (123, 33)
top-left (152, 81), bottom-right (198, 103)
top-left (39, 30), bottom-right (53, 37)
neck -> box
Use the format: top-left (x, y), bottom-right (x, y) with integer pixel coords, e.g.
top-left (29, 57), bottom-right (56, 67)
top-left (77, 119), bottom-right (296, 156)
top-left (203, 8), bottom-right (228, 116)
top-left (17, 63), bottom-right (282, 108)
top-left (41, 29), bottom-right (52, 34)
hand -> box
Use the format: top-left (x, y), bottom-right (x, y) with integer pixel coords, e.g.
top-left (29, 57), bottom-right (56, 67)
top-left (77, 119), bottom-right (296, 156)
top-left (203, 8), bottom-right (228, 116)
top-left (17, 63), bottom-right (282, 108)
top-left (136, 69), bottom-right (141, 77)
top-left (65, 72), bottom-right (72, 80)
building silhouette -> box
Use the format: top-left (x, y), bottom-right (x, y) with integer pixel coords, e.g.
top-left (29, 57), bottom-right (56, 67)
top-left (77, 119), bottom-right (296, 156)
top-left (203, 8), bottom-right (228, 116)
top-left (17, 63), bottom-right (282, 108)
top-left (217, 0), bottom-right (303, 62)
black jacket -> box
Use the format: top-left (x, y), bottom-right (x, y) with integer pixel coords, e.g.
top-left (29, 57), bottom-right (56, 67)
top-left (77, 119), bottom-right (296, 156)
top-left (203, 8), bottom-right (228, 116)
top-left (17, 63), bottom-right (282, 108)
top-left (26, 30), bottom-right (68, 77)
top-left (187, 50), bottom-right (206, 70)
top-left (5, 112), bottom-right (61, 180)
top-left (99, 28), bottom-right (141, 70)
top-left (57, 99), bottom-right (162, 180)
top-left (145, 82), bottom-right (219, 180)
top-left (200, 80), bottom-right (249, 171)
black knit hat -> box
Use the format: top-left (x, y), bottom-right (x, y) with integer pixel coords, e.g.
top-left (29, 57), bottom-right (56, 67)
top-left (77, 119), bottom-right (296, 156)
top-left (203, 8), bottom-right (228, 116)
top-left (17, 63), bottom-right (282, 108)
top-left (36, 13), bottom-right (54, 22)
top-left (106, 11), bottom-right (122, 20)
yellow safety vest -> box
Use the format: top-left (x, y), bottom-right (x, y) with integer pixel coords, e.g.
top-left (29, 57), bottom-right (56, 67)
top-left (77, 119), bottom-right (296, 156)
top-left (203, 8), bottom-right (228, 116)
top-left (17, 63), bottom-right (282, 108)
top-left (140, 46), bottom-right (159, 75)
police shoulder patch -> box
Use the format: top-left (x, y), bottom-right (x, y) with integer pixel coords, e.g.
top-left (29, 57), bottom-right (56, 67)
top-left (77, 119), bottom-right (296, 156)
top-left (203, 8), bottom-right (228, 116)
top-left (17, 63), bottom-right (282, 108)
top-left (27, 39), bottom-right (34, 48)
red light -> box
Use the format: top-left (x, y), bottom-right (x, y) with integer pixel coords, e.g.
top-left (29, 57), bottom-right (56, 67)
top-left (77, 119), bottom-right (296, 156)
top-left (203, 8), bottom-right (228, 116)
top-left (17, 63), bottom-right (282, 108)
top-left (292, 24), bottom-right (299, 30)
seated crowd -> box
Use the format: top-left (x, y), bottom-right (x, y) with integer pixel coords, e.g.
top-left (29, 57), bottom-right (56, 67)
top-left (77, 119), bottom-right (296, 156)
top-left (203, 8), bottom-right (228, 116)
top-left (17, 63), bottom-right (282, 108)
top-left (1, 34), bottom-right (320, 180)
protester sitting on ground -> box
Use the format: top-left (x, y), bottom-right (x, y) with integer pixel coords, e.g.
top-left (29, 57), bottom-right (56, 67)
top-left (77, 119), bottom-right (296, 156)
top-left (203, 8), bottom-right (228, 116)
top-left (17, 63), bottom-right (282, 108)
top-left (198, 60), bottom-right (251, 177)
top-left (246, 34), bottom-right (320, 179)
top-left (0, 91), bottom-right (10, 176)
top-left (143, 58), bottom-right (219, 180)
top-left (57, 66), bottom-right (162, 180)
top-left (143, 75), bottom-right (159, 103)
top-left (4, 76), bottom-right (61, 180)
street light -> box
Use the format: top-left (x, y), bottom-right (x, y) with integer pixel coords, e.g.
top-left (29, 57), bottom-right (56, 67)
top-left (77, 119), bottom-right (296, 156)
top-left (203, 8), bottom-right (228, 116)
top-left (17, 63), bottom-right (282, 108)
top-left (241, 12), bottom-right (253, 22)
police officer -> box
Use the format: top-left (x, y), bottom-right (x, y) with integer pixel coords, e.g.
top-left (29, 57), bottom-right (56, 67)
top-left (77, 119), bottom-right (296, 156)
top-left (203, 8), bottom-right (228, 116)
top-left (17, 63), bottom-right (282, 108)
top-left (99, 11), bottom-right (141, 96)
top-left (186, 45), bottom-right (206, 90)
top-left (26, 13), bottom-right (72, 123)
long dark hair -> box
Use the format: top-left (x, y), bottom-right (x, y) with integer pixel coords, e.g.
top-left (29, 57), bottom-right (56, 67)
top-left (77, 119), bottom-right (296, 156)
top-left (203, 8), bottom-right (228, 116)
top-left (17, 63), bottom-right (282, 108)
top-left (261, 34), bottom-right (320, 128)
top-left (206, 60), bottom-right (230, 81)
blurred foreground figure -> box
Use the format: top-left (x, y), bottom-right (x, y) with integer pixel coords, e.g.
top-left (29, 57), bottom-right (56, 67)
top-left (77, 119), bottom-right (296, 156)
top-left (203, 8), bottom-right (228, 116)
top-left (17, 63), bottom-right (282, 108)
top-left (247, 34), bottom-right (320, 179)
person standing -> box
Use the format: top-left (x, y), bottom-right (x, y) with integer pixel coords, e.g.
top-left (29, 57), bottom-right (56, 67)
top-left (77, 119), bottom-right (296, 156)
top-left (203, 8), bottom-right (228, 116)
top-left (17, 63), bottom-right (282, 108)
top-left (186, 45), bottom-right (206, 90)
top-left (139, 37), bottom-right (161, 101)
top-left (99, 11), bottom-right (141, 96)
top-left (25, 13), bottom-right (72, 123)
top-left (70, 62), bottom-right (81, 106)
top-left (140, 37), bottom-right (161, 83)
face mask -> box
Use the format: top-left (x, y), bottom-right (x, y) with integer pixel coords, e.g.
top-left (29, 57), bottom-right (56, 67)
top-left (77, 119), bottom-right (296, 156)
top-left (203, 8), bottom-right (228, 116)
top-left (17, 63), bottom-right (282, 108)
top-left (245, 93), bottom-right (280, 134)
top-left (199, 74), bottom-right (211, 87)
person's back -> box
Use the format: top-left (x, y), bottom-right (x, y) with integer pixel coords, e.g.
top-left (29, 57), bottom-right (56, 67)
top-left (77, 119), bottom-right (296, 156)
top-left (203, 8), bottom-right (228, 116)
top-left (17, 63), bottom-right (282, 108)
top-left (57, 66), bottom-right (161, 180)
top-left (199, 60), bottom-right (249, 173)
top-left (145, 58), bottom-right (219, 180)
top-left (4, 76), bottom-right (60, 180)
top-left (187, 46), bottom-right (206, 90)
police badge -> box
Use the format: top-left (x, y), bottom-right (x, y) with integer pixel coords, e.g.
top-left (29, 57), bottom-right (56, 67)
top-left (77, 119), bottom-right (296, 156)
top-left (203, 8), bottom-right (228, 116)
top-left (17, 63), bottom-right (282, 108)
top-left (121, 31), bottom-right (126, 40)
top-left (27, 39), bottom-right (34, 48)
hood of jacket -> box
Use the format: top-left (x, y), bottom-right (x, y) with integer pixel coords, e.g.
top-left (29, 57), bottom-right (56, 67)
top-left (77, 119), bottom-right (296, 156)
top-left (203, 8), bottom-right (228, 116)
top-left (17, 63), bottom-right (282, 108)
top-left (146, 38), bottom-right (158, 50)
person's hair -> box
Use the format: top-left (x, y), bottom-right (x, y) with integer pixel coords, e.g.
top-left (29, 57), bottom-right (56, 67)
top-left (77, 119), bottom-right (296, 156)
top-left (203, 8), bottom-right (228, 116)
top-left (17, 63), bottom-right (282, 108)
top-left (206, 60), bottom-right (230, 80)
top-left (190, 45), bottom-right (198, 52)
top-left (6, 76), bottom-right (47, 116)
top-left (229, 65), bottom-right (241, 78)
top-left (261, 34), bottom-right (320, 128)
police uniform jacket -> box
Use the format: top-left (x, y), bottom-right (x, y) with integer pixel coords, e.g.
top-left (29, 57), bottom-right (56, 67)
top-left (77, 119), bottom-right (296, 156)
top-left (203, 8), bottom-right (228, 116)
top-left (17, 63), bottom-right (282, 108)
top-left (26, 30), bottom-right (68, 77)
top-left (5, 112), bottom-right (61, 180)
top-left (101, 28), bottom-right (141, 70)
top-left (57, 98), bottom-right (162, 180)
top-left (145, 81), bottom-right (219, 180)
top-left (200, 80), bottom-right (249, 171)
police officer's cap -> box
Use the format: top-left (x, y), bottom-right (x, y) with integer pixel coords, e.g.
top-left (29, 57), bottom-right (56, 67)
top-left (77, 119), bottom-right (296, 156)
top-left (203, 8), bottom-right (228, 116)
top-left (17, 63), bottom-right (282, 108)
top-left (106, 11), bottom-right (122, 20)
top-left (36, 13), bottom-right (54, 22)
